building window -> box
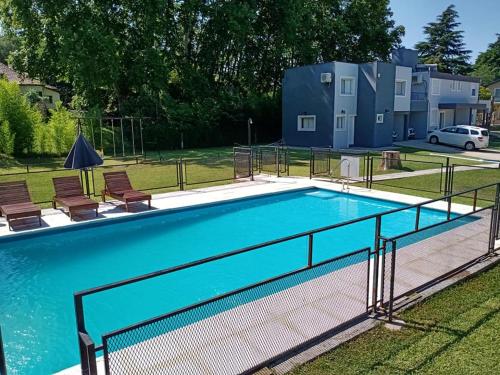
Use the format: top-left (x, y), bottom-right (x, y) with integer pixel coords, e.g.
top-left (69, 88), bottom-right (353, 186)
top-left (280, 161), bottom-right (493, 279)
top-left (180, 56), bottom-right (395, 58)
top-left (431, 79), bottom-right (440, 95)
top-left (471, 88), bottom-right (476, 96)
top-left (335, 115), bottom-right (346, 130)
top-left (494, 88), bottom-right (500, 99)
top-left (340, 77), bottom-right (355, 96)
top-left (376, 114), bottom-right (384, 124)
top-left (451, 80), bottom-right (462, 92)
top-left (48, 95), bottom-right (53, 104)
top-left (395, 80), bottom-right (406, 96)
top-left (297, 115), bottom-right (316, 132)
top-left (38, 91), bottom-right (43, 97)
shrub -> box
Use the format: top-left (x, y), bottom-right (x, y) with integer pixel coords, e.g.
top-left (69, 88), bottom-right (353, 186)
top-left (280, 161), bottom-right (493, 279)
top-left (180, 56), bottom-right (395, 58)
top-left (0, 120), bottom-right (15, 155)
top-left (48, 102), bottom-right (76, 154)
top-left (0, 79), bottom-right (41, 154)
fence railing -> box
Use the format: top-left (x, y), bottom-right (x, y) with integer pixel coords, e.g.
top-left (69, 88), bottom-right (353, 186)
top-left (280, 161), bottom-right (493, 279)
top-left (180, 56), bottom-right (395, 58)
top-left (72, 182), bottom-right (500, 375)
top-left (0, 326), bottom-right (6, 375)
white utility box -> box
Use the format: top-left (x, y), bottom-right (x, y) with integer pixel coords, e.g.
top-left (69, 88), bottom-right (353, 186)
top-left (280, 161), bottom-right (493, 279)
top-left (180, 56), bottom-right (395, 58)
top-left (340, 155), bottom-right (360, 178)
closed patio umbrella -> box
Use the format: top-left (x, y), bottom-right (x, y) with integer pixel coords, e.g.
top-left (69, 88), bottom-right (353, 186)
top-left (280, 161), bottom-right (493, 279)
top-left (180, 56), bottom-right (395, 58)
top-left (64, 133), bottom-right (103, 197)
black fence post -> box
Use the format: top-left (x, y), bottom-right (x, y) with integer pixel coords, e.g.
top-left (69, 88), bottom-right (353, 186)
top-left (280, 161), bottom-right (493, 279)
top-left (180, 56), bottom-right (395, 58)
top-left (369, 157), bottom-right (374, 189)
top-left (444, 157), bottom-right (450, 195)
top-left (179, 158), bottom-right (184, 191)
top-left (74, 295), bottom-right (98, 375)
top-left (309, 148), bottom-right (313, 179)
top-left (277, 147), bottom-right (281, 177)
top-left (307, 234), bottom-right (313, 267)
top-left (0, 326), bottom-right (7, 375)
top-left (250, 149), bottom-right (254, 181)
top-left (489, 183), bottom-right (500, 252)
top-left (388, 239), bottom-right (397, 322)
top-left (371, 215), bottom-right (382, 312)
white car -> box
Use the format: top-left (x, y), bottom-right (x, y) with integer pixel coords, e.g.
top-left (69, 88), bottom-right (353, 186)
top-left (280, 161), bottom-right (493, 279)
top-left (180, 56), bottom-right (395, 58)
top-left (427, 125), bottom-right (489, 151)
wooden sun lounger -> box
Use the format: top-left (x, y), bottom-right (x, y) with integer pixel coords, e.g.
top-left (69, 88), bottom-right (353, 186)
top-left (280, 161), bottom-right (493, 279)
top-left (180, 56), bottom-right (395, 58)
top-left (52, 176), bottom-right (99, 220)
top-left (102, 171), bottom-right (151, 212)
top-left (0, 181), bottom-right (42, 230)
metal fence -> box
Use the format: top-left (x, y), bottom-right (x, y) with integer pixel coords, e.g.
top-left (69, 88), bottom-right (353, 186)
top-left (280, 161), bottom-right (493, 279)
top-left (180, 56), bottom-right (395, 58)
top-left (0, 327), bottom-right (6, 375)
top-left (233, 147), bottom-right (253, 180)
top-left (257, 146), bottom-right (288, 176)
top-left (71, 182), bottom-right (500, 375)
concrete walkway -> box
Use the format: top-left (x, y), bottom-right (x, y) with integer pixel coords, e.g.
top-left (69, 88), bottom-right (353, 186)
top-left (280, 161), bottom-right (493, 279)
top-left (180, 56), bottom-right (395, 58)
top-left (394, 139), bottom-right (500, 162)
top-left (370, 162), bottom-right (498, 182)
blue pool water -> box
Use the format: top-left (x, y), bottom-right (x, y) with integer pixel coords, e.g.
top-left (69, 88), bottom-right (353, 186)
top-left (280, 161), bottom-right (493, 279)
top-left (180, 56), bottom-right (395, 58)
top-left (0, 188), bottom-right (474, 373)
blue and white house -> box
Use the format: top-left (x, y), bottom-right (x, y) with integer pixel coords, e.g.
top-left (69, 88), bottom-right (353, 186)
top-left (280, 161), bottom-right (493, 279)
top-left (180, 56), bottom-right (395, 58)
top-left (282, 61), bottom-right (358, 148)
top-left (282, 48), bottom-right (486, 148)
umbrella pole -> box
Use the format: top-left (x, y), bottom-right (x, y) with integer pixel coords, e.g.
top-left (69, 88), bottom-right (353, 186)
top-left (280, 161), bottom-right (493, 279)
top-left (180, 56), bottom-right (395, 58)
top-left (84, 169), bottom-right (91, 198)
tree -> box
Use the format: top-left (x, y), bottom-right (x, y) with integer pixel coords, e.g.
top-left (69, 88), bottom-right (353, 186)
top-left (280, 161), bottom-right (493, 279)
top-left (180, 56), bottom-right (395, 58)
top-left (0, 120), bottom-right (14, 154)
top-left (415, 5), bottom-right (471, 75)
top-left (0, 32), bottom-right (18, 64)
top-left (473, 34), bottom-right (500, 86)
top-left (0, 1), bottom-right (404, 149)
top-left (478, 86), bottom-right (491, 100)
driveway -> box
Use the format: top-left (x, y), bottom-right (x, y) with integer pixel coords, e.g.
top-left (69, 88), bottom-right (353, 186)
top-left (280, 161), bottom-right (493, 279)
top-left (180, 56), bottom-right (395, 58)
top-left (394, 139), bottom-right (500, 162)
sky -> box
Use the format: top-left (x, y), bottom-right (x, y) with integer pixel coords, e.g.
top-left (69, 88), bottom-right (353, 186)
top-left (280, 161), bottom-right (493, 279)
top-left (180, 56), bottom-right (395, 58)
top-left (389, 0), bottom-right (499, 62)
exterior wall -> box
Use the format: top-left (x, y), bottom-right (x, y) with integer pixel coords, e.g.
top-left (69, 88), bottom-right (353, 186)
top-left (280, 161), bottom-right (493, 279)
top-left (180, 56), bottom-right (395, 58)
top-left (355, 62), bottom-right (395, 148)
top-left (19, 84), bottom-right (60, 108)
top-left (427, 77), bottom-right (479, 129)
top-left (394, 66), bottom-right (411, 112)
top-left (282, 63), bottom-right (335, 147)
top-left (332, 62), bottom-right (358, 149)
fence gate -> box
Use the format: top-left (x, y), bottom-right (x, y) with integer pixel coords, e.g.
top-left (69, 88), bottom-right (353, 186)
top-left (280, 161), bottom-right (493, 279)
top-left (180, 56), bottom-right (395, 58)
top-left (310, 148), bottom-right (331, 178)
top-left (259, 146), bottom-right (278, 175)
top-left (233, 147), bottom-right (253, 179)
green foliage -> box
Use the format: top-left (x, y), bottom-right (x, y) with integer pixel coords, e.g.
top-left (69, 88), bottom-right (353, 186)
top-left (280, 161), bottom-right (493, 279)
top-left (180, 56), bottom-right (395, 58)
top-left (0, 78), bottom-right (40, 154)
top-left (0, 120), bottom-right (14, 154)
top-left (473, 34), bottom-right (500, 86)
top-left (47, 103), bottom-right (76, 154)
top-left (0, 0), bottom-right (404, 148)
top-left (479, 86), bottom-right (492, 100)
top-left (415, 5), bottom-right (471, 75)
top-left (0, 30), bottom-right (19, 64)
top-left (32, 102), bottom-right (76, 155)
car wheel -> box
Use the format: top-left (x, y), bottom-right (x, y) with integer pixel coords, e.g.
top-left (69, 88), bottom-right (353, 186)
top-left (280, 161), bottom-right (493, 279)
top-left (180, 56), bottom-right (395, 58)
top-left (465, 141), bottom-right (475, 151)
top-left (429, 136), bottom-right (439, 144)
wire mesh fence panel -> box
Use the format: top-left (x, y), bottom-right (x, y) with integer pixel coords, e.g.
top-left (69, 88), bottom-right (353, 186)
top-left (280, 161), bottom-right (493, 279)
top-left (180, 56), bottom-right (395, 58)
top-left (183, 158), bottom-right (235, 187)
top-left (92, 162), bottom-right (179, 196)
top-left (450, 164), bottom-right (500, 204)
top-left (102, 248), bottom-right (370, 375)
top-left (310, 148), bottom-right (331, 178)
top-left (259, 147), bottom-right (278, 174)
top-left (387, 209), bottom-right (492, 303)
top-left (233, 148), bottom-right (252, 179)
top-left (287, 149), bottom-right (311, 177)
top-left (0, 169), bottom-right (80, 205)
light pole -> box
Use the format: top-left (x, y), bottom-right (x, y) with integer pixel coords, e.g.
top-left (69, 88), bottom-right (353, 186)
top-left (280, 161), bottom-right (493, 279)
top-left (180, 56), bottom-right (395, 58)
top-left (247, 117), bottom-right (253, 147)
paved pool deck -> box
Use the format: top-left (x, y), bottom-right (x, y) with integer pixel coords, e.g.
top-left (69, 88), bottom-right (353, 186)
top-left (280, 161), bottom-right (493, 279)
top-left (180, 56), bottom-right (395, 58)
top-left (0, 175), bottom-right (481, 238)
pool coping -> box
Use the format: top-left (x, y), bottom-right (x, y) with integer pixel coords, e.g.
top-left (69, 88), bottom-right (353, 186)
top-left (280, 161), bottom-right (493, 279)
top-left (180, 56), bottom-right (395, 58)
top-left (0, 175), bottom-right (479, 241)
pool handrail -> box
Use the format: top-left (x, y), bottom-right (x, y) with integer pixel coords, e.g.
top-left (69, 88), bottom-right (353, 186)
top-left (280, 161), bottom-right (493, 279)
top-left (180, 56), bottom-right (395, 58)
top-left (74, 181), bottom-right (499, 298)
top-left (73, 181), bottom-right (499, 374)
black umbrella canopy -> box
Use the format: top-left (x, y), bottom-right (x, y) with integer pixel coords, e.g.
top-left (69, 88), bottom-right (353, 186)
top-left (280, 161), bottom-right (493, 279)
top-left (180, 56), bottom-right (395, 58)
top-left (64, 133), bottom-right (103, 170)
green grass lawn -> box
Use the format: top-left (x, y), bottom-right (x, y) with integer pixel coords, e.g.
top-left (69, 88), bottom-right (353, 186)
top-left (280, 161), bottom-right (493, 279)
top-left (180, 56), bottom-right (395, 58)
top-left (0, 145), bottom-right (497, 207)
top-left (290, 262), bottom-right (500, 375)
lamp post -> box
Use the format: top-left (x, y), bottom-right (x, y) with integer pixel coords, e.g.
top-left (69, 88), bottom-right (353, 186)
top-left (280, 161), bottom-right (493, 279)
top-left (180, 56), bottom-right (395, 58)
top-left (247, 117), bottom-right (253, 147)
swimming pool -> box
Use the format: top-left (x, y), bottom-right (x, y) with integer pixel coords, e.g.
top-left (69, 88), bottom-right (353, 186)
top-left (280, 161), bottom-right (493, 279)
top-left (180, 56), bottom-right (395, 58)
top-left (0, 188), bottom-right (475, 373)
